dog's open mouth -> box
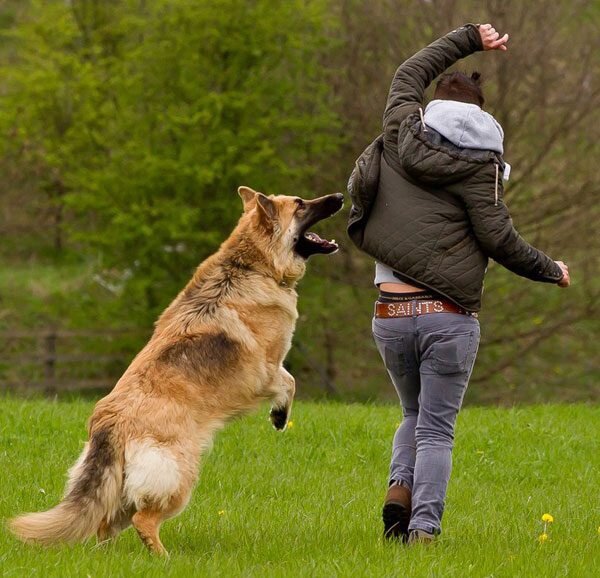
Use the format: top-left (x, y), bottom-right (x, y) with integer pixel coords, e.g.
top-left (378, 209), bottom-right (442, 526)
top-left (294, 193), bottom-right (344, 259)
top-left (295, 231), bottom-right (339, 258)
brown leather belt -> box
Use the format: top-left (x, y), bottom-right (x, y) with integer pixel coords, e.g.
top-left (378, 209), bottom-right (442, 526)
top-left (375, 299), bottom-right (476, 318)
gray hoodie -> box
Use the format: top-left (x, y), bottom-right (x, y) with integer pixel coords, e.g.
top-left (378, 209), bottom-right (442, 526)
top-left (375, 100), bottom-right (505, 286)
top-left (422, 99), bottom-right (504, 154)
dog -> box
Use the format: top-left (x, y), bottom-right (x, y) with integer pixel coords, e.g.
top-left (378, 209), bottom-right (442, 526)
top-left (10, 186), bottom-right (344, 555)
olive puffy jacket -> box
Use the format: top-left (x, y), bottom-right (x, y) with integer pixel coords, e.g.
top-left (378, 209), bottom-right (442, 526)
top-left (359, 24), bottom-right (562, 312)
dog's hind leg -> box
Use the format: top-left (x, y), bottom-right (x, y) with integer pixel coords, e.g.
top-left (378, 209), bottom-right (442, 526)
top-left (96, 505), bottom-right (135, 544)
top-left (132, 487), bottom-right (192, 556)
top-left (124, 439), bottom-right (196, 555)
top-left (269, 367), bottom-right (296, 430)
top-left (96, 520), bottom-right (114, 544)
top-left (132, 509), bottom-right (168, 556)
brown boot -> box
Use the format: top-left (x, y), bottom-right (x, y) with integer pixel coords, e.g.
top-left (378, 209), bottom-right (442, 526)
top-left (382, 482), bottom-right (411, 542)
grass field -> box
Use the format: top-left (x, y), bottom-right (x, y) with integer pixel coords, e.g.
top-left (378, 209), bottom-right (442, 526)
top-left (0, 398), bottom-right (598, 577)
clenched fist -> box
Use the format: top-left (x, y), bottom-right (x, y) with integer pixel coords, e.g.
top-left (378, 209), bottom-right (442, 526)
top-left (555, 261), bottom-right (571, 288)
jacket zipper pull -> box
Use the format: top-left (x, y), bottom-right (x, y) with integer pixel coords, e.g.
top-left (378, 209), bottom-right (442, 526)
top-left (419, 107), bottom-right (428, 132)
top-left (494, 163), bottom-right (499, 206)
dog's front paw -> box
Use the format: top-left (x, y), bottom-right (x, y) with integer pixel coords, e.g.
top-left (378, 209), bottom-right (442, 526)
top-left (269, 407), bottom-right (288, 431)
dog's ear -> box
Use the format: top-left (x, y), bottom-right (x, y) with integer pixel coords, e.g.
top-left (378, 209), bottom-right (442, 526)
top-left (255, 193), bottom-right (277, 227)
top-left (238, 186), bottom-right (258, 210)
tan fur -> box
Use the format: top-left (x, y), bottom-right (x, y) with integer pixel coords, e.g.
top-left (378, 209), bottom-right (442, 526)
top-left (9, 187), bottom-right (342, 556)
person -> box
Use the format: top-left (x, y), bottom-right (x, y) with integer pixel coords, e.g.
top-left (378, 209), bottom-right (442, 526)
top-left (367, 23), bottom-right (571, 544)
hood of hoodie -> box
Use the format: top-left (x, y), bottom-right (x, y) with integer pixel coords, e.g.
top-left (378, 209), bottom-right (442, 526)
top-left (423, 99), bottom-right (504, 154)
top-left (397, 103), bottom-right (504, 186)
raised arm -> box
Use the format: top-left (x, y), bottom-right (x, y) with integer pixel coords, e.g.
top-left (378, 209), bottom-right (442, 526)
top-left (383, 24), bottom-right (483, 127)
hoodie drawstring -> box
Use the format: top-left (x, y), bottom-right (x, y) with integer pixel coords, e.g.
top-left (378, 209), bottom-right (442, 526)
top-left (494, 163), bottom-right (499, 206)
top-left (419, 107), bottom-right (427, 132)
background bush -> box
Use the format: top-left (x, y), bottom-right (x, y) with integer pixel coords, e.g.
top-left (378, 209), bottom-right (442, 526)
top-left (0, 0), bottom-right (598, 403)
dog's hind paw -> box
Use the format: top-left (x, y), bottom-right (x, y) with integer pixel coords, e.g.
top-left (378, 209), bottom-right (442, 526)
top-left (269, 408), bottom-right (288, 431)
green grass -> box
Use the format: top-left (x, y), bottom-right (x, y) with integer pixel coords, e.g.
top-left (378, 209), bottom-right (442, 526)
top-left (1, 399), bottom-right (599, 577)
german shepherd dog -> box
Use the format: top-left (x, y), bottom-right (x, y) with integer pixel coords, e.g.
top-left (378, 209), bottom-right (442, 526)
top-left (10, 187), bottom-right (343, 555)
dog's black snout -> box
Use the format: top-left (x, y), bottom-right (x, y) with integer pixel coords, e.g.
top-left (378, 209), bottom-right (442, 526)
top-left (327, 192), bottom-right (344, 210)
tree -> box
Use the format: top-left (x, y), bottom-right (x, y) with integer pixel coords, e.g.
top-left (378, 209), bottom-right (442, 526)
top-left (0, 0), bottom-right (340, 319)
top-left (313, 0), bottom-right (600, 403)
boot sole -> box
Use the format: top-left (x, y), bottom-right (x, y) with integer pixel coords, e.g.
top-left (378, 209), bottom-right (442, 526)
top-left (382, 501), bottom-right (410, 542)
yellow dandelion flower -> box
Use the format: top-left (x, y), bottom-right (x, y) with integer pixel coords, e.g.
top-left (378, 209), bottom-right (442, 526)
top-left (538, 533), bottom-right (549, 543)
top-left (542, 513), bottom-right (554, 523)
top-left (287, 420), bottom-right (294, 428)
top-left (218, 510), bottom-right (225, 516)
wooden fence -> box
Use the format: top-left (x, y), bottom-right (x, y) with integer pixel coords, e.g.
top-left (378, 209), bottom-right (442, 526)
top-left (0, 328), bottom-right (338, 395)
top-left (0, 328), bottom-right (149, 393)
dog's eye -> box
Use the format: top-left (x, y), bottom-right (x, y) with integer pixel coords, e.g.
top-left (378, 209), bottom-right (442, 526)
top-left (295, 199), bottom-right (305, 209)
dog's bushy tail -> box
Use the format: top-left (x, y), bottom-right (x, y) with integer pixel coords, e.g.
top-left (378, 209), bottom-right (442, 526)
top-left (9, 428), bottom-right (123, 545)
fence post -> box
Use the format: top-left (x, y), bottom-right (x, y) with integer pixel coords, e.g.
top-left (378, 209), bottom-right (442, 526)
top-left (44, 329), bottom-right (57, 395)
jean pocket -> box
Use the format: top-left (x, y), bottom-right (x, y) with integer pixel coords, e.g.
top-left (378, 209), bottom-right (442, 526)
top-left (373, 332), bottom-right (407, 377)
top-left (431, 331), bottom-right (476, 374)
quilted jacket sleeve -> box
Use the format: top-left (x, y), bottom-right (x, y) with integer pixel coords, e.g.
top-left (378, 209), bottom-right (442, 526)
top-left (461, 165), bottom-right (563, 283)
top-left (383, 24), bottom-right (483, 130)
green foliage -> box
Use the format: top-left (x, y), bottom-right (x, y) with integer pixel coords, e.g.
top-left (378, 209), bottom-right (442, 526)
top-left (0, 0), bottom-right (340, 318)
top-left (0, 1), bottom-right (597, 402)
top-left (1, 398), bottom-right (599, 576)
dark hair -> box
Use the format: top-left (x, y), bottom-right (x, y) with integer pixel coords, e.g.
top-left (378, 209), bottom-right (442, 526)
top-left (433, 71), bottom-right (484, 107)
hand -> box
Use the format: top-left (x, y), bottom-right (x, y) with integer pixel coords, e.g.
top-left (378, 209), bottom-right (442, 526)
top-left (555, 261), bottom-right (571, 287)
top-left (479, 23), bottom-right (509, 51)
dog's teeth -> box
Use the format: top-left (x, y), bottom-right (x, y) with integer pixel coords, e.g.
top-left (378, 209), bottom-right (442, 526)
top-left (331, 239), bottom-right (336, 244)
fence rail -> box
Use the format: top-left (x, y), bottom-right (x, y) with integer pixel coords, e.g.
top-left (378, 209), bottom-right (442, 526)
top-left (0, 328), bottom-right (149, 393)
top-left (0, 328), bottom-right (338, 395)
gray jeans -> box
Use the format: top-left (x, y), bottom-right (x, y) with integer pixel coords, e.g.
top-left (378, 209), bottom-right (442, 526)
top-left (372, 311), bottom-right (480, 535)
